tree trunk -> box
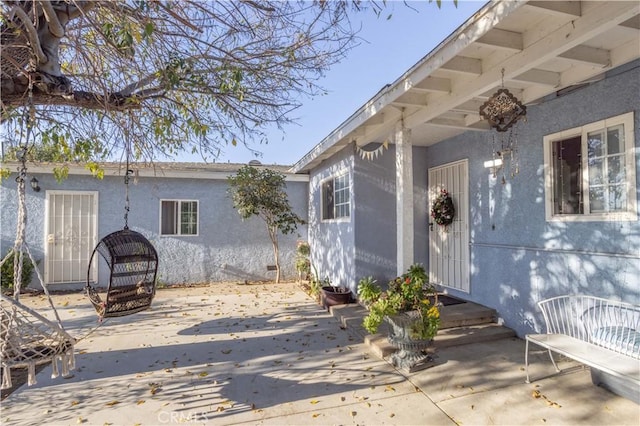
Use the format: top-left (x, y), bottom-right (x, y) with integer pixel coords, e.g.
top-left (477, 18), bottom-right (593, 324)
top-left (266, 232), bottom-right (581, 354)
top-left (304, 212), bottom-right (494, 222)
top-left (268, 225), bottom-right (280, 283)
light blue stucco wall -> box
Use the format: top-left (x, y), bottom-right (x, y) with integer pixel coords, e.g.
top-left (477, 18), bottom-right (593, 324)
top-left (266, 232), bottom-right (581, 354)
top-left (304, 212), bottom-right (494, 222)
top-left (352, 144), bottom-right (430, 286)
top-left (424, 62), bottom-right (640, 337)
top-left (309, 143), bottom-right (431, 294)
top-left (1, 170), bottom-right (308, 289)
top-left (352, 144), bottom-right (397, 286)
top-left (308, 146), bottom-right (356, 290)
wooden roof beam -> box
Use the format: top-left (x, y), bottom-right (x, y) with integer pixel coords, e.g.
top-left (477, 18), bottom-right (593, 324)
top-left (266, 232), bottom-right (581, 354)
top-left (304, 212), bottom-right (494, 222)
top-left (428, 116), bottom-right (488, 131)
top-left (476, 28), bottom-right (523, 52)
top-left (620, 14), bottom-right (640, 30)
top-left (441, 56), bottom-right (482, 75)
top-left (411, 76), bottom-right (451, 93)
top-left (512, 69), bottom-right (561, 86)
top-left (559, 45), bottom-right (610, 67)
top-left (526, 1), bottom-right (581, 18)
top-left (452, 99), bottom-right (485, 114)
top-left (391, 91), bottom-right (429, 107)
top-left (363, 113), bottom-right (385, 126)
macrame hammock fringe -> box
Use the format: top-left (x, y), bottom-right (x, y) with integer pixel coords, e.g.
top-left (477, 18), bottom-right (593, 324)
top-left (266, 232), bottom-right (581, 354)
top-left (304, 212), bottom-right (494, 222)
top-left (1, 161), bottom-right (76, 390)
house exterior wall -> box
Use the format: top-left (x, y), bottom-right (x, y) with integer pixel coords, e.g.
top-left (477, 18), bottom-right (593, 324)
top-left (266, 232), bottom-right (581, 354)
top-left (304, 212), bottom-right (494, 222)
top-left (423, 63), bottom-right (639, 337)
top-left (352, 144), bottom-right (397, 286)
top-left (308, 142), bottom-right (431, 294)
top-left (1, 170), bottom-right (308, 289)
top-left (308, 146), bottom-right (355, 289)
top-left (412, 146), bottom-right (430, 270)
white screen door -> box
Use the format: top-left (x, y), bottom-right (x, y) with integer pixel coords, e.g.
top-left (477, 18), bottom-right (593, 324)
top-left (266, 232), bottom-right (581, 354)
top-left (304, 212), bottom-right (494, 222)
top-left (45, 191), bottom-right (98, 284)
top-left (428, 160), bottom-right (469, 293)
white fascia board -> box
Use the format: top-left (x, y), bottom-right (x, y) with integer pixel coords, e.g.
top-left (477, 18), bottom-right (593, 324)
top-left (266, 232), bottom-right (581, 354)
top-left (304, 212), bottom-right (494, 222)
top-left (291, 0), bottom-right (527, 173)
top-left (4, 162), bottom-right (309, 182)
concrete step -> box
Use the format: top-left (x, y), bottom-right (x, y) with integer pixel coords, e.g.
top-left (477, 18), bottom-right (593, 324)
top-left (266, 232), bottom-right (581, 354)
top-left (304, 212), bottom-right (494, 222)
top-left (330, 300), bottom-right (498, 333)
top-left (329, 300), bottom-right (515, 363)
top-left (330, 303), bottom-right (368, 339)
top-left (364, 323), bottom-right (517, 359)
top-left (440, 302), bottom-right (497, 329)
top-left (435, 322), bottom-right (516, 347)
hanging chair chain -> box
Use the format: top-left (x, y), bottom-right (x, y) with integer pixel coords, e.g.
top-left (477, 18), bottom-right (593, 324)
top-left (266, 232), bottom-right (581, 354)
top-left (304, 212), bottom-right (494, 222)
top-left (123, 125), bottom-right (133, 230)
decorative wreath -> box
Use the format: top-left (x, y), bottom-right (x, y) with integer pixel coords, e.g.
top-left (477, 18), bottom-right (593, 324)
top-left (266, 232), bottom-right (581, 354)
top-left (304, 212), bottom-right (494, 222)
top-left (431, 189), bottom-right (455, 227)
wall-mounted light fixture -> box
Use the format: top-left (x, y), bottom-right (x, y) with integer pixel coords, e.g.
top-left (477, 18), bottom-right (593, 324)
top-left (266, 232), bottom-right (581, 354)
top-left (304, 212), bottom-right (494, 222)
top-left (483, 158), bottom-right (503, 169)
top-left (30, 176), bottom-right (40, 192)
top-left (483, 158), bottom-right (504, 177)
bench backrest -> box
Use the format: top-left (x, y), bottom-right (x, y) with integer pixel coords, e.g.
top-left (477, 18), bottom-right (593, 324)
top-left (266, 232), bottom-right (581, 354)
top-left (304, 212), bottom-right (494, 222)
top-left (538, 295), bottom-right (640, 359)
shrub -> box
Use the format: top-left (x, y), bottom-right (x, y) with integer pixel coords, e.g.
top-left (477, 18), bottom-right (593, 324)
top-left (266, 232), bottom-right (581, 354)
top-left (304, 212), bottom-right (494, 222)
top-left (1, 251), bottom-right (37, 293)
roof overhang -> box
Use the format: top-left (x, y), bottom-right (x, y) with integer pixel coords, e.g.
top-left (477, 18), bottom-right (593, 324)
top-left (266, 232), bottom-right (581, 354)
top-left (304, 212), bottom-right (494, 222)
top-left (292, 0), bottom-right (640, 173)
top-left (1, 162), bottom-right (310, 182)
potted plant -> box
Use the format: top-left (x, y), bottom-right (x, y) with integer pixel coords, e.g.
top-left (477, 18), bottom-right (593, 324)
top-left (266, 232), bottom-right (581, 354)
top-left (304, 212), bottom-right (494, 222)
top-left (320, 279), bottom-right (353, 310)
top-left (357, 264), bottom-right (440, 372)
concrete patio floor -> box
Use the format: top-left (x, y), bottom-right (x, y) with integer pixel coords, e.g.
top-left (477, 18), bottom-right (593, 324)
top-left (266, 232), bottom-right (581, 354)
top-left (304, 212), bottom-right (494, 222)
top-left (1, 283), bottom-right (638, 425)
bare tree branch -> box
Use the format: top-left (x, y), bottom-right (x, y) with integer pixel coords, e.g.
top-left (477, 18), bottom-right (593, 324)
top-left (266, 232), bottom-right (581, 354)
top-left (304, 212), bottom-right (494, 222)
top-left (0, 0), bottom-right (371, 162)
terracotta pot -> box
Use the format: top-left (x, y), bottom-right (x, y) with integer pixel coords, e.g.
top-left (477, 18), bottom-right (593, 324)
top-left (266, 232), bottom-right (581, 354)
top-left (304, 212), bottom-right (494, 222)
top-left (320, 286), bottom-right (353, 310)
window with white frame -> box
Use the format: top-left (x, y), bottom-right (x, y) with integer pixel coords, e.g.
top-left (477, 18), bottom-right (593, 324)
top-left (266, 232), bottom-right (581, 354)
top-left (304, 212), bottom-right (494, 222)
top-left (160, 200), bottom-right (199, 235)
top-left (322, 173), bottom-right (350, 220)
top-left (544, 112), bottom-right (636, 221)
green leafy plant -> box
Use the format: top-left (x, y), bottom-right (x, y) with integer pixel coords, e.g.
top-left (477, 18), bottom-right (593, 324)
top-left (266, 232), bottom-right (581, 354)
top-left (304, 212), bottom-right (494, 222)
top-left (358, 264), bottom-right (440, 340)
top-left (1, 251), bottom-right (37, 293)
top-left (228, 166), bottom-right (305, 283)
top-left (357, 276), bottom-right (381, 306)
top-left (307, 263), bottom-right (322, 298)
top-left (295, 241), bottom-right (311, 281)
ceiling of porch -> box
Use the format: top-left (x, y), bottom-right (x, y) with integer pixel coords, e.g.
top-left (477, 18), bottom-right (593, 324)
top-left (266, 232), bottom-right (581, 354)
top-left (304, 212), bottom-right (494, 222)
top-left (292, 0), bottom-right (640, 173)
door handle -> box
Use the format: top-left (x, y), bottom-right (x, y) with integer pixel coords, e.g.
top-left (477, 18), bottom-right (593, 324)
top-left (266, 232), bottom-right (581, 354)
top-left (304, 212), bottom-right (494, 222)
top-left (429, 222), bottom-right (434, 231)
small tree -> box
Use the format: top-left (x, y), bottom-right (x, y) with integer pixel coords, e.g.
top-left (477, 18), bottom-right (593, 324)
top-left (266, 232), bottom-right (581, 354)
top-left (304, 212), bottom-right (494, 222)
top-left (228, 166), bottom-right (305, 283)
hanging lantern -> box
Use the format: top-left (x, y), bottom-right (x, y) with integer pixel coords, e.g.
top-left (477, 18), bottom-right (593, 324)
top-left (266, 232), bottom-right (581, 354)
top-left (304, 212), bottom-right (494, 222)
top-left (479, 88), bottom-right (526, 132)
top-left (479, 69), bottom-right (527, 183)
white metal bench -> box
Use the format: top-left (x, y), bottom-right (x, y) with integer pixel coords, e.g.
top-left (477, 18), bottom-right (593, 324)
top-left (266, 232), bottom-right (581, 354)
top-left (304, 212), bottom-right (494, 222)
top-left (525, 295), bottom-right (640, 400)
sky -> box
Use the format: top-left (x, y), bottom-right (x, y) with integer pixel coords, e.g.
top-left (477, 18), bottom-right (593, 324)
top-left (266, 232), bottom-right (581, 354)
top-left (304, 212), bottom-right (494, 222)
top-left (204, 0), bottom-right (486, 166)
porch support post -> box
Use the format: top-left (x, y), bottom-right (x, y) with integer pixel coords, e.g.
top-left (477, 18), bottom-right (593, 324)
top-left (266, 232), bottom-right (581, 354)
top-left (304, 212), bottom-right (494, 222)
top-left (395, 120), bottom-right (414, 276)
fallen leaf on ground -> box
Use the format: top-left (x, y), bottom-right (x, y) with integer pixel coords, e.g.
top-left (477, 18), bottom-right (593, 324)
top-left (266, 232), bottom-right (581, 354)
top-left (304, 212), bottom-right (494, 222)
top-left (105, 400), bottom-right (120, 406)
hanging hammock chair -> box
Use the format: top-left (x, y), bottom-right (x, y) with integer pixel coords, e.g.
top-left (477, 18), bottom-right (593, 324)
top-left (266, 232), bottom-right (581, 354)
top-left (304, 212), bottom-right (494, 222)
top-left (85, 228), bottom-right (158, 319)
top-left (1, 154), bottom-right (76, 390)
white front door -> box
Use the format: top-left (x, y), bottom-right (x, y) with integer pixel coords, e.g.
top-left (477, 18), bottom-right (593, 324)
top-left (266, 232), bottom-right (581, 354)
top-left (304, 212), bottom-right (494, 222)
top-left (45, 191), bottom-right (98, 284)
top-left (428, 160), bottom-right (469, 293)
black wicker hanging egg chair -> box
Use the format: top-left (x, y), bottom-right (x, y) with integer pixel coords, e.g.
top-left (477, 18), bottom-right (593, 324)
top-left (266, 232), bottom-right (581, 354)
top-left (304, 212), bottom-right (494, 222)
top-left (85, 142), bottom-right (159, 319)
top-left (86, 228), bottom-right (158, 319)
